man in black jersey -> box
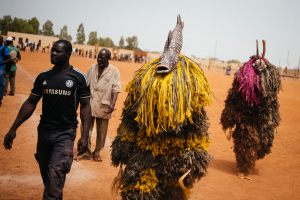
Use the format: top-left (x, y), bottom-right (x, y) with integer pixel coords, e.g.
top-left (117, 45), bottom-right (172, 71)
top-left (3, 40), bottom-right (91, 200)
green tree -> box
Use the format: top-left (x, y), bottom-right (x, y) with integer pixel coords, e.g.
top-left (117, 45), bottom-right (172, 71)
top-left (0, 15), bottom-right (12, 35)
top-left (99, 37), bottom-right (114, 47)
top-left (227, 59), bottom-right (239, 63)
top-left (59, 25), bottom-right (72, 42)
top-left (132, 36), bottom-right (138, 49)
top-left (76, 23), bottom-right (85, 44)
top-left (23, 24), bottom-right (34, 34)
top-left (104, 37), bottom-right (114, 47)
top-left (87, 31), bottom-right (98, 45)
top-left (42, 20), bottom-right (54, 36)
top-left (125, 36), bottom-right (138, 50)
top-left (28, 17), bottom-right (40, 34)
top-left (99, 37), bottom-right (105, 46)
top-left (10, 17), bottom-right (29, 33)
top-left (118, 36), bottom-right (124, 48)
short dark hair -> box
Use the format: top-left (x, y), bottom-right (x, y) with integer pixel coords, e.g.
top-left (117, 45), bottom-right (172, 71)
top-left (55, 40), bottom-right (72, 53)
top-left (99, 48), bottom-right (111, 60)
top-left (6, 40), bottom-right (13, 45)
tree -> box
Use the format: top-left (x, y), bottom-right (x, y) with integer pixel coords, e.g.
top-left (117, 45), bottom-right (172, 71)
top-left (132, 36), bottom-right (138, 49)
top-left (87, 31), bottom-right (98, 45)
top-left (42, 20), bottom-right (54, 36)
top-left (104, 37), bottom-right (114, 47)
top-left (23, 24), bottom-right (34, 34)
top-left (28, 17), bottom-right (40, 34)
top-left (0, 15), bottom-right (12, 35)
top-left (125, 36), bottom-right (138, 50)
top-left (0, 16), bottom-right (39, 35)
top-left (59, 25), bottom-right (72, 42)
top-left (99, 37), bottom-right (105, 46)
top-left (76, 23), bottom-right (85, 44)
top-left (10, 17), bottom-right (29, 33)
top-left (99, 37), bottom-right (114, 48)
top-left (227, 59), bottom-right (239, 63)
top-left (118, 36), bottom-right (124, 48)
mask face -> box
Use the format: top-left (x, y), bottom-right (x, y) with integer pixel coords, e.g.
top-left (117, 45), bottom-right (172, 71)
top-left (253, 59), bottom-right (266, 74)
top-left (253, 40), bottom-right (267, 74)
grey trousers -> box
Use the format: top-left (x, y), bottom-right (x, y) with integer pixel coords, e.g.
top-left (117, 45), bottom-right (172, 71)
top-left (35, 125), bottom-right (76, 200)
top-left (81, 117), bottom-right (109, 156)
top-left (4, 70), bottom-right (16, 95)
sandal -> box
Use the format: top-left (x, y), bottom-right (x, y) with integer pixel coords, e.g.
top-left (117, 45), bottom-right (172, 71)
top-left (93, 155), bottom-right (102, 162)
top-left (74, 154), bottom-right (91, 161)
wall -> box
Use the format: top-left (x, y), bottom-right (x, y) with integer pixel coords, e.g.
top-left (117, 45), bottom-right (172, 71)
top-left (7, 31), bottom-right (59, 47)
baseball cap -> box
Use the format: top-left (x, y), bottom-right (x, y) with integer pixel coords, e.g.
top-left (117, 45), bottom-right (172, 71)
top-left (6, 37), bottom-right (13, 41)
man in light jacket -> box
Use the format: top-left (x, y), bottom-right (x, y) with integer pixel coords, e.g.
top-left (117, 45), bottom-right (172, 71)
top-left (78, 48), bottom-right (121, 161)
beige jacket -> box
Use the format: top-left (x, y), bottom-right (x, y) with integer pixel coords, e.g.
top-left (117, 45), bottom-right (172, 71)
top-left (87, 63), bottom-right (121, 119)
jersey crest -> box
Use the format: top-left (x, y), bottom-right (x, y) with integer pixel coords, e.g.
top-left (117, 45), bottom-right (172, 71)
top-left (66, 80), bottom-right (74, 88)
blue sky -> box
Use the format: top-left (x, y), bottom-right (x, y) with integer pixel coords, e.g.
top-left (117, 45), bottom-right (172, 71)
top-left (1, 0), bottom-right (299, 69)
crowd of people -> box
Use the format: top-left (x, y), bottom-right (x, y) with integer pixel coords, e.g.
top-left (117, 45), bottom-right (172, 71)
top-left (112, 53), bottom-right (152, 63)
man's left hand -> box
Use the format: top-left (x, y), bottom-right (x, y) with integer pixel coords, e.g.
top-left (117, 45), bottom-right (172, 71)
top-left (105, 104), bottom-right (115, 114)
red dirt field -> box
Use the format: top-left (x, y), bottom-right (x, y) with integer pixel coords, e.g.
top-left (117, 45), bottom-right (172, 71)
top-left (0, 51), bottom-right (299, 200)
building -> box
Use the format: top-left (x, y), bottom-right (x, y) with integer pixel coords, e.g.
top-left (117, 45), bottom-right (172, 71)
top-left (7, 31), bottom-right (59, 49)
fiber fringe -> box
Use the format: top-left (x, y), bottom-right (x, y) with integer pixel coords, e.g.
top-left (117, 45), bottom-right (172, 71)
top-left (220, 55), bottom-right (281, 173)
top-left (111, 55), bottom-right (212, 199)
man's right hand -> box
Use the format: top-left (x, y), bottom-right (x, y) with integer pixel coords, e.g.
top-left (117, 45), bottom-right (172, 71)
top-left (77, 137), bottom-right (88, 155)
top-left (4, 130), bottom-right (16, 150)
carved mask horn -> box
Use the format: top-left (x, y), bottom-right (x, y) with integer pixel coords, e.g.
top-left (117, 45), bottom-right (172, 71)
top-left (256, 39), bottom-right (259, 59)
top-left (254, 40), bottom-right (267, 73)
top-left (156, 14), bottom-right (184, 74)
top-left (262, 40), bottom-right (266, 60)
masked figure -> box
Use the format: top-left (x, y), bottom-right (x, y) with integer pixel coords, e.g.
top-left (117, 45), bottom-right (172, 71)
top-left (220, 40), bottom-right (281, 179)
top-left (111, 15), bottom-right (213, 199)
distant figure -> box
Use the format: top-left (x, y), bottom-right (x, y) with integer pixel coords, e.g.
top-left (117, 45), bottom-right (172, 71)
top-left (4, 37), bottom-right (21, 96)
top-left (0, 36), bottom-right (12, 107)
top-left (234, 66), bottom-right (240, 76)
top-left (225, 65), bottom-right (231, 75)
top-left (135, 54), bottom-right (138, 62)
top-left (42, 43), bottom-right (46, 53)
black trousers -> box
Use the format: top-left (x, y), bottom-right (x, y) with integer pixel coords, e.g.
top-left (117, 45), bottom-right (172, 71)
top-left (35, 125), bottom-right (76, 200)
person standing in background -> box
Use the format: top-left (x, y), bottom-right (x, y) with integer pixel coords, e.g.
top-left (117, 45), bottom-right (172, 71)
top-left (4, 37), bottom-right (21, 96)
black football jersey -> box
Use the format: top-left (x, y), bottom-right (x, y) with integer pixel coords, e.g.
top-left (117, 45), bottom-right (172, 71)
top-left (32, 66), bottom-right (90, 130)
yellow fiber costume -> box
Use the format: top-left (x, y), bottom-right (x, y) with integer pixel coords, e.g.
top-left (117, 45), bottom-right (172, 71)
top-left (111, 15), bottom-right (212, 200)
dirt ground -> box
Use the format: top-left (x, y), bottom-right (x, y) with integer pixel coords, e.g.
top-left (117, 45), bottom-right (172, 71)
top-left (0, 50), bottom-right (299, 200)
